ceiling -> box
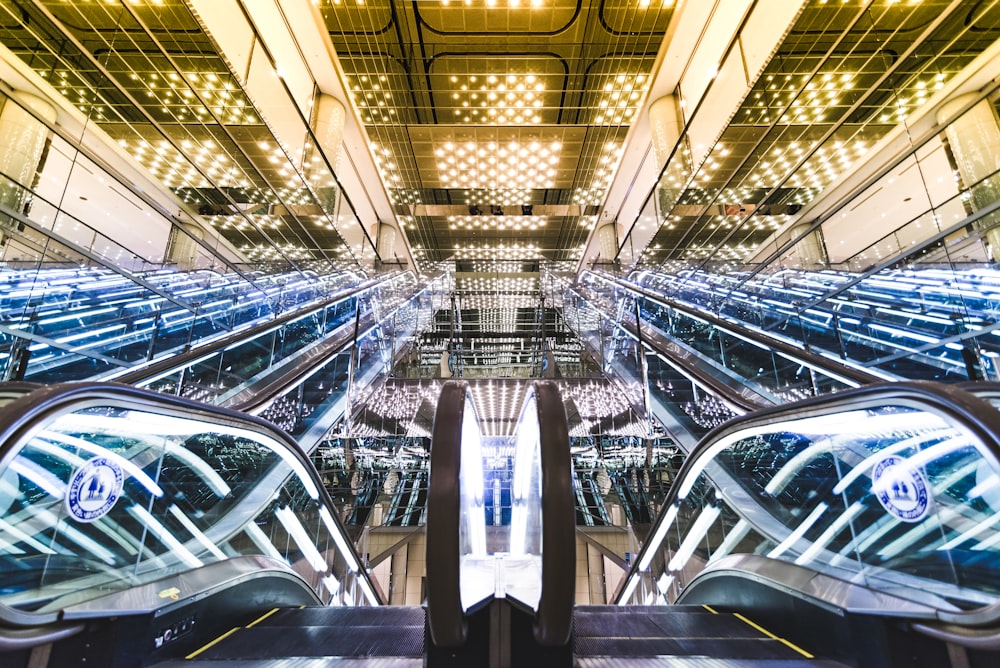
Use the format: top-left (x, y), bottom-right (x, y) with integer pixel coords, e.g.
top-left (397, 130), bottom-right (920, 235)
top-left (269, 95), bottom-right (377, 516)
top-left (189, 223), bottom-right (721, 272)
top-left (1, 1), bottom-right (998, 275)
top-left (320, 0), bottom-right (674, 266)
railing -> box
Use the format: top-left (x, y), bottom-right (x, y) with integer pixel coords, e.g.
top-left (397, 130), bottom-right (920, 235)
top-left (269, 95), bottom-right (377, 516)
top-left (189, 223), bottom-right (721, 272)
top-left (0, 382), bottom-right (379, 638)
top-left (617, 381), bottom-right (1000, 637)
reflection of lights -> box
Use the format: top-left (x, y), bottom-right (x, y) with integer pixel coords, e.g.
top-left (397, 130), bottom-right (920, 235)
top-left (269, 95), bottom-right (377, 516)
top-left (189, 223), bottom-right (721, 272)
top-left (637, 503), bottom-right (678, 571)
top-left (168, 504), bottom-right (227, 560)
top-left (165, 444), bottom-right (231, 497)
top-left (0, 516), bottom-right (54, 554)
top-left (510, 393), bottom-right (539, 555)
top-left (244, 521), bottom-right (285, 561)
top-left (38, 430), bottom-right (163, 497)
top-left (667, 505), bottom-right (721, 571)
top-left (10, 458), bottom-right (65, 499)
top-left (766, 502), bottom-right (827, 560)
top-left (795, 503), bottom-right (864, 565)
top-left (276, 505), bottom-right (328, 572)
top-left (128, 504), bottom-right (204, 569)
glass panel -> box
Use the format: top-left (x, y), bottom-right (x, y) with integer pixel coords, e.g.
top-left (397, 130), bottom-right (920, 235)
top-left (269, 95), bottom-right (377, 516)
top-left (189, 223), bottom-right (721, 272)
top-left (623, 397), bottom-right (1000, 616)
top-left (0, 398), bottom-right (373, 616)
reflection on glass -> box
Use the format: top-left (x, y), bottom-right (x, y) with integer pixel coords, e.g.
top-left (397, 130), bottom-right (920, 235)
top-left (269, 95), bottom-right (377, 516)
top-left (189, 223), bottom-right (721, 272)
top-left (621, 398), bottom-right (1000, 618)
top-left (0, 394), bottom-right (374, 618)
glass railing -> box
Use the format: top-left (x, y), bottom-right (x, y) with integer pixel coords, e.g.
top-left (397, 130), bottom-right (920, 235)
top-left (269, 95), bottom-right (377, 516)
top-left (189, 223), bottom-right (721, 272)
top-left (0, 382), bottom-right (378, 628)
top-left (0, 262), bottom-right (362, 384)
top-left (562, 270), bottom-right (881, 450)
top-left (116, 271), bottom-right (427, 405)
top-left (618, 381), bottom-right (1000, 628)
top-left (632, 265), bottom-right (1000, 385)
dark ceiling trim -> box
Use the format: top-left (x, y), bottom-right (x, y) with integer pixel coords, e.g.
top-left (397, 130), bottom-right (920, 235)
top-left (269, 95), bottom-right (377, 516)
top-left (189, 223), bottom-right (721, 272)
top-left (597, 0), bottom-right (671, 38)
top-left (424, 50), bottom-right (569, 118)
top-left (413, 0), bottom-right (583, 37)
top-left (323, 3), bottom-right (394, 37)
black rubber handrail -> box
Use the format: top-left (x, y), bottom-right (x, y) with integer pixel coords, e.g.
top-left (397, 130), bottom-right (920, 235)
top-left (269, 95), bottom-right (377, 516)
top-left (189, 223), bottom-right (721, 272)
top-left (533, 380), bottom-right (575, 646)
top-left (584, 269), bottom-right (883, 388)
top-left (615, 380), bottom-right (1000, 624)
top-left (425, 380), bottom-right (468, 647)
top-left (0, 381), bottom-right (382, 629)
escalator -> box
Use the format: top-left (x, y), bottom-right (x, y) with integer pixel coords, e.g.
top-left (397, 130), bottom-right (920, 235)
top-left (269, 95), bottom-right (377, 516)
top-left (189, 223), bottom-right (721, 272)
top-left (0, 267), bottom-right (360, 384)
top-left (0, 377), bottom-right (574, 667)
top-left (0, 382), bottom-right (382, 667)
top-left (611, 381), bottom-right (1000, 667)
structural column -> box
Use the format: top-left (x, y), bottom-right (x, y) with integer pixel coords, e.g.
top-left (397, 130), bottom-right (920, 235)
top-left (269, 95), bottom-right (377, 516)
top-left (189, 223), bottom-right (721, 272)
top-left (789, 222), bottom-right (827, 269)
top-left (648, 94), bottom-right (686, 216)
top-left (937, 92), bottom-right (1000, 261)
top-left (0, 91), bottom-right (57, 216)
top-left (377, 220), bottom-right (397, 264)
top-left (597, 222), bottom-right (618, 262)
top-left (310, 94), bottom-right (347, 214)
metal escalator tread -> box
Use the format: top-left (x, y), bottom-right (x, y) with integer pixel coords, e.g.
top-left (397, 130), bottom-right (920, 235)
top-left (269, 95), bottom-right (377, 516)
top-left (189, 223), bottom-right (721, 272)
top-left (573, 606), bottom-right (846, 665)
top-left (176, 606), bottom-right (425, 664)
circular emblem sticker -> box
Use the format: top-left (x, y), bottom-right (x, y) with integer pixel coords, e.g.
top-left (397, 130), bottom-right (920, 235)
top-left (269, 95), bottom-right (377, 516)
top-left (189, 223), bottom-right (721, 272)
top-left (871, 455), bottom-right (932, 523)
top-left (66, 457), bottom-right (124, 522)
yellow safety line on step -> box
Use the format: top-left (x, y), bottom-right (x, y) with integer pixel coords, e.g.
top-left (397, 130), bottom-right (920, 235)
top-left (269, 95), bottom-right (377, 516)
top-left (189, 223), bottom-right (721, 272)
top-left (185, 627), bottom-right (239, 659)
top-left (246, 608), bottom-right (279, 628)
top-left (702, 604), bottom-right (718, 614)
top-left (733, 612), bottom-right (814, 659)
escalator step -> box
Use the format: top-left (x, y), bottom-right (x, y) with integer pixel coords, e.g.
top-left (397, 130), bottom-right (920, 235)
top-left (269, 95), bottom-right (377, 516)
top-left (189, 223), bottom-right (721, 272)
top-left (575, 610), bottom-right (757, 639)
top-left (576, 659), bottom-right (846, 667)
top-left (573, 606), bottom-right (838, 664)
top-left (194, 623), bottom-right (424, 659)
top-left (176, 659), bottom-right (422, 667)
top-left (163, 606), bottom-right (425, 665)
top-left (576, 636), bottom-right (803, 660)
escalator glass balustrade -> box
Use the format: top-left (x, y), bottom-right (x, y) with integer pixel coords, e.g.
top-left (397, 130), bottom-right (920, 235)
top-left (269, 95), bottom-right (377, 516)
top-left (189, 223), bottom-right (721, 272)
top-left (0, 383), bottom-right (377, 630)
top-left (619, 382), bottom-right (1000, 629)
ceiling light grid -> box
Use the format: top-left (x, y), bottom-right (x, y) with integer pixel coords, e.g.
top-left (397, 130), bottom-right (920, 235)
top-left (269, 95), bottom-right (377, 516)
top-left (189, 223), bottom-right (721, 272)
top-left (463, 189), bottom-right (533, 206)
top-left (590, 73), bottom-right (647, 125)
top-left (349, 74), bottom-right (399, 124)
top-left (448, 214), bottom-right (547, 231)
top-left (452, 242), bottom-right (543, 260)
top-left (468, 381), bottom-right (529, 437)
top-left (435, 140), bottom-right (562, 190)
top-left (445, 72), bottom-right (549, 125)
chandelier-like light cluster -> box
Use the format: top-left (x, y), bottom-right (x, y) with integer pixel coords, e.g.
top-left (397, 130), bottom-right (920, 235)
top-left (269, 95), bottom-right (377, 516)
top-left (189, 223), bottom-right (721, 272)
top-left (435, 140), bottom-right (561, 189)
top-left (447, 73), bottom-right (547, 124)
top-left (448, 214), bottom-right (546, 231)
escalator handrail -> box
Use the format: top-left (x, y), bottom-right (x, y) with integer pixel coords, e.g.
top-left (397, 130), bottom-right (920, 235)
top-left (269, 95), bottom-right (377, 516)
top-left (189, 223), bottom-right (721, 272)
top-left (614, 380), bottom-right (1000, 625)
top-left (584, 269), bottom-right (883, 387)
top-left (224, 272), bottom-right (445, 414)
top-left (0, 381), bottom-right (382, 627)
top-left (425, 380), bottom-right (467, 647)
top-left (113, 272), bottom-right (403, 386)
top-left (533, 380), bottom-right (575, 646)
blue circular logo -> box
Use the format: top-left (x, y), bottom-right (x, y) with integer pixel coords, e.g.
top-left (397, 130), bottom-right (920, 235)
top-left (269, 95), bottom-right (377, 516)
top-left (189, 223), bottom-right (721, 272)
top-left (66, 457), bottom-right (124, 523)
top-left (872, 455), bottom-right (932, 523)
